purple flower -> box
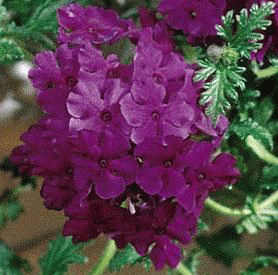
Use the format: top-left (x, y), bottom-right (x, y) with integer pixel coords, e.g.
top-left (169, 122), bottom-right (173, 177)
top-left (130, 28), bottom-right (186, 102)
top-left (158, 0), bottom-right (226, 42)
top-left (63, 194), bottom-right (135, 243)
top-left (40, 176), bottom-right (75, 211)
top-left (137, 7), bottom-right (175, 53)
top-left (177, 140), bottom-right (240, 213)
top-left (11, 116), bottom-right (71, 176)
top-left (134, 136), bottom-right (189, 197)
top-left (67, 42), bottom-right (131, 136)
top-left (71, 130), bottom-right (137, 199)
top-left (10, 116), bottom-right (75, 210)
top-left (29, 44), bottom-right (80, 117)
top-left (57, 3), bottom-right (135, 46)
top-left (114, 200), bottom-right (197, 270)
top-left (120, 93), bottom-right (195, 144)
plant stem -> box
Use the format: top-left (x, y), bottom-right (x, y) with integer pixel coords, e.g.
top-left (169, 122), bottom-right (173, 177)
top-left (205, 197), bottom-right (251, 216)
top-left (254, 65), bottom-right (278, 79)
top-left (176, 262), bottom-right (194, 275)
top-left (89, 239), bottom-right (117, 275)
top-left (259, 190), bottom-right (278, 209)
top-left (246, 135), bottom-right (278, 165)
top-left (206, 190), bottom-right (278, 217)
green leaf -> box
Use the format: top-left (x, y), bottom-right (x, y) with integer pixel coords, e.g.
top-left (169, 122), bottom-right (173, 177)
top-left (39, 235), bottom-right (87, 275)
top-left (109, 244), bottom-right (151, 272)
top-left (197, 218), bottom-right (209, 233)
top-left (236, 196), bottom-right (278, 234)
top-left (198, 66), bottom-right (246, 124)
top-left (219, 1), bottom-right (275, 58)
top-left (253, 97), bottom-right (275, 126)
top-left (0, 38), bottom-right (24, 63)
top-left (260, 165), bottom-right (278, 190)
top-left (196, 225), bottom-right (244, 267)
top-left (0, 240), bottom-right (32, 274)
top-left (229, 118), bottom-right (274, 150)
top-left (240, 256), bottom-right (278, 274)
top-left (0, 189), bottom-right (24, 229)
top-left (0, 157), bottom-right (37, 188)
top-left (198, 1), bottom-right (275, 122)
top-left (183, 248), bottom-right (203, 274)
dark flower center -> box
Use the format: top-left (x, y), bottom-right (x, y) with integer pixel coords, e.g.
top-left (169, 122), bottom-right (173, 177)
top-left (99, 158), bottom-right (108, 168)
top-left (88, 27), bottom-right (98, 34)
top-left (156, 228), bottom-right (165, 235)
top-left (100, 110), bottom-right (112, 122)
top-left (152, 73), bottom-right (163, 84)
top-left (66, 168), bottom-right (73, 177)
top-left (107, 69), bottom-right (118, 78)
top-left (164, 159), bottom-right (173, 168)
top-left (66, 76), bottom-right (78, 87)
top-left (151, 111), bottom-right (160, 121)
top-left (94, 217), bottom-right (103, 224)
top-left (46, 81), bottom-right (56, 89)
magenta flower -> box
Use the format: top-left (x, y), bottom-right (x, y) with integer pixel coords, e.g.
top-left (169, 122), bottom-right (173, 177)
top-left (63, 194), bottom-right (135, 243)
top-left (114, 200), bottom-right (197, 270)
top-left (57, 3), bottom-right (135, 46)
top-left (130, 28), bottom-right (186, 102)
top-left (177, 140), bottom-right (240, 214)
top-left (29, 44), bottom-right (79, 117)
top-left (40, 176), bottom-right (75, 211)
top-left (120, 93), bottom-right (195, 144)
top-left (67, 42), bottom-right (131, 136)
top-left (134, 136), bottom-right (189, 197)
top-left (158, 0), bottom-right (226, 42)
top-left (10, 116), bottom-right (75, 210)
top-left (71, 130), bottom-right (137, 199)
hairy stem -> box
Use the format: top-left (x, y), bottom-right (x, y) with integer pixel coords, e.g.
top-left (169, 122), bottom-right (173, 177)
top-left (206, 189), bottom-right (278, 217)
top-left (176, 262), bottom-right (194, 275)
top-left (259, 190), bottom-right (278, 209)
top-left (89, 239), bottom-right (117, 275)
top-left (205, 197), bottom-right (251, 216)
top-left (246, 135), bottom-right (278, 165)
top-left (254, 65), bottom-right (278, 79)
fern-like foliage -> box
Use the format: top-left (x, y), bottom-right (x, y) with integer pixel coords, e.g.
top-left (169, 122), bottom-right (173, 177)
top-left (196, 1), bottom-right (275, 123)
top-left (236, 196), bottom-right (278, 234)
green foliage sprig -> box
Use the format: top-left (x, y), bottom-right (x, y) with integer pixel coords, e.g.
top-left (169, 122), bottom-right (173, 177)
top-left (39, 235), bottom-right (88, 275)
top-left (196, 1), bottom-right (275, 123)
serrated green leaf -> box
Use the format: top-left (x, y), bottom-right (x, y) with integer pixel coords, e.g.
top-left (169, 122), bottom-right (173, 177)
top-left (240, 256), bottom-right (278, 275)
top-left (197, 218), bottom-right (209, 233)
top-left (0, 189), bottom-right (24, 229)
top-left (253, 97), bottom-right (275, 125)
top-left (260, 165), bottom-right (278, 190)
top-left (0, 157), bottom-right (37, 188)
top-left (229, 118), bottom-right (273, 150)
top-left (0, 38), bottom-right (24, 63)
top-left (0, 240), bottom-right (32, 274)
top-left (183, 248), bottom-right (203, 274)
top-left (231, 1), bottom-right (275, 58)
top-left (39, 235), bottom-right (87, 275)
top-left (236, 196), bottom-right (278, 234)
top-left (108, 244), bottom-right (151, 272)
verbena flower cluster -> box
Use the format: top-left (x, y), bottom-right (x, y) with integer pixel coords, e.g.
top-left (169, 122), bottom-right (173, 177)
top-left (10, 2), bottom-right (243, 270)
